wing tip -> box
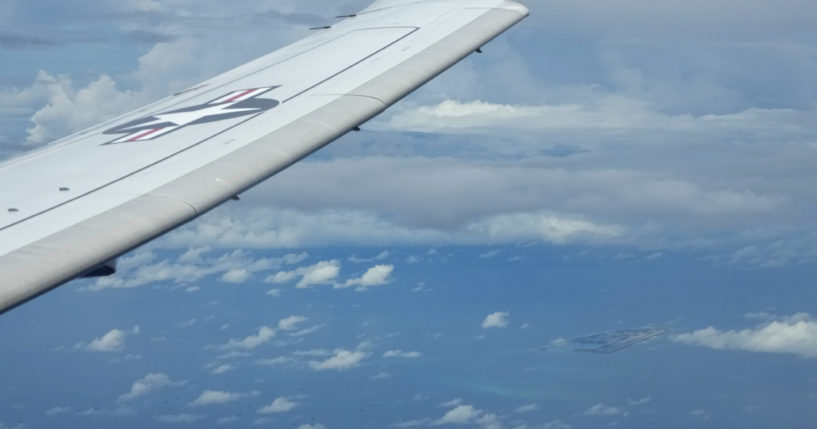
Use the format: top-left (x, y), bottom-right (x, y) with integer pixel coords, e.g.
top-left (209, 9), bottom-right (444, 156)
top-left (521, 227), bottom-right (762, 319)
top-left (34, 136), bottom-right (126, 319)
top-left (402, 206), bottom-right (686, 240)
top-left (498, 0), bottom-right (529, 18)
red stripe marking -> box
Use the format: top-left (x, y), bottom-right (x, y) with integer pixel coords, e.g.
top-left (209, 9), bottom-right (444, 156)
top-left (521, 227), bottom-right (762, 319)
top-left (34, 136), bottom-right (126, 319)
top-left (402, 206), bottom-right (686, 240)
top-left (225, 88), bottom-right (256, 102)
top-left (128, 127), bottom-right (164, 142)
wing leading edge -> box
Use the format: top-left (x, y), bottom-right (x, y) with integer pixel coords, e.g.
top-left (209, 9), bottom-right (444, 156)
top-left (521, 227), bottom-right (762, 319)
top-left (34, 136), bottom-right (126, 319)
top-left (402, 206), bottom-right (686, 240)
top-left (0, 0), bottom-right (528, 314)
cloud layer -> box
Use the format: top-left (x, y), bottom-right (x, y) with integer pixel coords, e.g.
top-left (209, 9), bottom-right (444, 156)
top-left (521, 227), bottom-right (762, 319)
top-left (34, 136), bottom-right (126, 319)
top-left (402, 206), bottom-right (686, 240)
top-left (2, 0), bottom-right (816, 268)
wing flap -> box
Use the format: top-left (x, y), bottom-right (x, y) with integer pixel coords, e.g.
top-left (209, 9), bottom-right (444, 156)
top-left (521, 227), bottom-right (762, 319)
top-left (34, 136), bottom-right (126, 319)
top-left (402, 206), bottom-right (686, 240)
top-left (0, 196), bottom-right (197, 310)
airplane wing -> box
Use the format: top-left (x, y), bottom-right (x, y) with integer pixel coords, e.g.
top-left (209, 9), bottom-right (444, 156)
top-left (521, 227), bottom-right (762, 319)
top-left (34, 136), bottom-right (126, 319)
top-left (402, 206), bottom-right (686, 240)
top-left (0, 0), bottom-right (528, 314)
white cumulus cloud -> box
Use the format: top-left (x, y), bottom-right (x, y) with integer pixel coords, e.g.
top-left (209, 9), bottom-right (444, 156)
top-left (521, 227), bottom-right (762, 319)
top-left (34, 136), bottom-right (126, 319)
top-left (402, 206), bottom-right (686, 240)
top-left (157, 413), bottom-right (206, 424)
top-left (382, 350), bottom-right (422, 358)
top-left (221, 268), bottom-right (251, 284)
top-left (309, 349), bottom-right (368, 371)
top-left (515, 403), bottom-right (540, 413)
top-left (119, 373), bottom-right (186, 402)
top-left (220, 326), bottom-right (276, 350)
top-left (86, 329), bottom-right (126, 352)
top-left (674, 313), bottom-right (817, 358)
top-left (482, 312), bottom-right (509, 328)
top-left (436, 404), bottom-right (481, 425)
top-left (628, 396), bottom-right (652, 406)
top-left (278, 316), bottom-right (307, 331)
top-left (267, 260), bottom-right (341, 288)
top-left (258, 397), bottom-right (297, 414)
top-left (210, 364), bottom-right (233, 375)
top-left (189, 390), bottom-right (249, 406)
top-left (339, 264), bottom-right (394, 291)
top-left (584, 403), bottom-right (629, 418)
top-left (90, 250), bottom-right (305, 291)
top-left (79, 327), bottom-right (137, 352)
top-left (439, 398), bottom-right (464, 408)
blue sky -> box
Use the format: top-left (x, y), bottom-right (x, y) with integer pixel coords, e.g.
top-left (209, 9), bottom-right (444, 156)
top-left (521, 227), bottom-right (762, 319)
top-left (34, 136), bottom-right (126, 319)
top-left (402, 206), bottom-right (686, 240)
top-left (2, 0), bottom-right (817, 428)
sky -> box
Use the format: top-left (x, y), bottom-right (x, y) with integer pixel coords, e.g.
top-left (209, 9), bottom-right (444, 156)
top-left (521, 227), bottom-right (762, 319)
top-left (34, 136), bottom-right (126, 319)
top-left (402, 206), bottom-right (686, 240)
top-left (1, 0), bottom-right (817, 428)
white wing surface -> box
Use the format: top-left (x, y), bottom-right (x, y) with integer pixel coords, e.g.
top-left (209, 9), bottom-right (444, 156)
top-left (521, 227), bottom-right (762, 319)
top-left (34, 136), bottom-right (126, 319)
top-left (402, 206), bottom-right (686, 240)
top-left (0, 0), bottom-right (528, 313)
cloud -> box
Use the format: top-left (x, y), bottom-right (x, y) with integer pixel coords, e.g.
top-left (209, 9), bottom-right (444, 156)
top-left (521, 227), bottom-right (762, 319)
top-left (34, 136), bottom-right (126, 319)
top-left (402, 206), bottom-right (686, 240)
top-left (119, 373), bottom-right (186, 402)
top-left (176, 318), bottom-right (198, 328)
top-left (189, 390), bottom-right (256, 406)
top-left (433, 399), bottom-right (507, 429)
top-left (221, 268), bottom-right (251, 284)
top-left (385, 99), bottom-right (542, 134)
top-left (674, 313), bottom-right (817, 357)
top-left (691, 409), bottom-right (712, 420)
top-left (348, 250), bottom-right (390, 263)
top-left (142, 111), bottom-right (816, 266)
top-left (297, 425), bottom-right (326, 429)
top-left (220, 326), bottom-right (276, 350)
top-left (258, 397), bottom-right (297, 414)
top-left (382, 99), bottom-right (817, 139)
top-left (479, 250), bottom-right (501, 259)
top-left (514, 403), bottom-right (539, 413)
top-left (45, 406), bottom-right (71, 416)
top-left (583, 403), bottom-right (629, 418)
top-left (82, 328), bottom-right (127, 352)
top-left (309, 349), bottom-right (368, 371)
top-left (382, 350), bottom-right (422, 359)
top-left (439, 399), bottom-right (464, 408)
top-left (468, 213), bottom-right (625, 245)
top-left (267, 260), bottom-right (341, 288)
top-left (528, 0), bottom-right (817, 45)
top-left (256, 356), bottom-right (294, 367)
top-left (168, 206), bottom-right (628, 252)
top-left (89, 250), bottom-right (306, 291)
top-left (217, 316), bottom-right (311, 349)
top-left (290, 324), bottom-right (324, 337)
top-left (296, 260), bottom-right (340, 288)
top-left (628, 396), bottom-right (652, 406)
top-left (294, 349), bottom-right (332, 357)
top-left (217, 416), bottom-right (239, 424)
top-left (339, 264), bottom-right (394, 291)
top-left (210, 364), bottom-right (233, 375)
top-left (475, 413), bottom-right (503, 429)
top-left (278, 316), bottom-right (307, 331)
top-left (157, 414), bottom-right (206, 424)
top-left (435, 404), bottom-right (481, 425)
top-left (19, 72), bottom-right (142, 145)
top-left (482, 312), bottom-right (509, 329)
top-left (371, 371), bottom-right (391, 380)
